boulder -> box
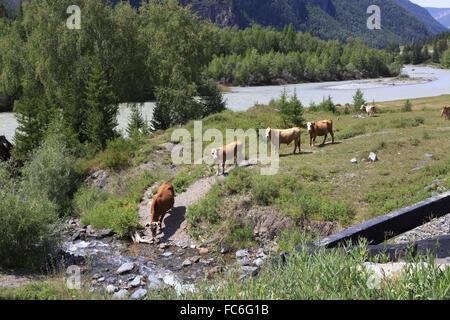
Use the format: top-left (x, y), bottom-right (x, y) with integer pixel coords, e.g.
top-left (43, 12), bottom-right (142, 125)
top-left (116, 262), bottom-right (135, 274)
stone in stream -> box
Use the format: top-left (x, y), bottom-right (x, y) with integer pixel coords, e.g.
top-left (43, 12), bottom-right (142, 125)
top-left (182, 259), bottom-right (192, 267)
top-left (129, 276), bottom-right (142, 287)
top-left (106, 285), bottom-right (117, 294)
top-left (116, 262), bottom-right (135, 274)
top-left (113, 289), bottom-right (130, 299)
top-left (131, 289), bottom-right (147, 300)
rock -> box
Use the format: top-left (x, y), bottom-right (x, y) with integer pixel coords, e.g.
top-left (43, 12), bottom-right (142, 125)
top-left (236, 257), bottom-right (251, 266)
top-left (162, 252), bottom-right (173, 258)
top-left (116, 262), bottom-right (135, 274)
top-left (351, 158), bottom-right (358, 164)
top-left (410, 167), bottom-right (422, 172)
top-left (199, 247), bottom-right (209, 255)
top-left (92, 273), bottom-right (101, 280)
top-left (424, 154), bottom-right (433, 158)
top-left (368, 152), bottom-right (377, 162)
top-left (97, 277), bottom-right (105, 283)
top-left (71, 229), bottom-right (85, 241)
top-left (199, 259), bottom-right (213, 265)
top-left (182, 259), bottom-right (192, 267)
top-left (190, 245), bottom-right (196, 249)
top-left (106, 285), bottom-right (117, 294)
top-left (159, 243), bottom-right (169, 250)
top-left (129, 276), bottom-right (142, 287)
top-left (107, 277), bottom-right (116, 284)
top-left (113, 289), bottom-right (129, 299)
top-left (236, 249), bottom-right (249, 258)
top-left (99, 229), bottom-right (114, 237)
top-left (240, 266), bottom-right (259, 277)
top-left (74, 241), bottom-right (90, 249)
top-left (191, 256), bottom-right (201, 263)
top-left (253, 258), bottom-right (265, 267)
top-left (131, 289), bottom-right (147, 300)
top-left (220, 248), bottom-right (228, 254)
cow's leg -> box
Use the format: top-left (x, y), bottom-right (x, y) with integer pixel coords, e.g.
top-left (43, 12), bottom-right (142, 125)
top-left (222, 162), bottom-right (225, 175)
top-left (330, 130), bottom-right (335, 144)
top-left (322, 134), bottom-right (327, 145)
top-left (215, 164), bottom-right (219, 176)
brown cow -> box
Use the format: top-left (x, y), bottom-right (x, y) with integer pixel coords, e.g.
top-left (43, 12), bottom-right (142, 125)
top-left (307, 120), bottom-right (335, 147)
top-left (211, 141), bottom-right (243, 176)
top-left (149, 182), bottom-right (175, 237)
top-left (265, 127), bottom-right (301, 155)
top-left (441, 105), bottom-right (450, 120)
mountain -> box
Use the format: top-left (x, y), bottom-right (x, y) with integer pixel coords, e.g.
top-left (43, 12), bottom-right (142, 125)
top-left (177, 0), bottom-right (440, 48)
top-left (426, 7), bottom-right (450, 29)
top-left (393, 0), bottom-right (447, 34)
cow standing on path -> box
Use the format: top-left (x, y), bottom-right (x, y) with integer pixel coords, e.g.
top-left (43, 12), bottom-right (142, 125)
top-left (211, 141), bottom-right (243, 176)
top-left (149, 182), bottom-right (175, 238)
top-left (265, 127), bottom-right (302, 155)
top-left (307, 120), bottom-right (335, 147)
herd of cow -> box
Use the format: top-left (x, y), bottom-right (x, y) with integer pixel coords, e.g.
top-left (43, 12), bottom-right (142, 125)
top-left (146, 105), bottom-right (450, 240)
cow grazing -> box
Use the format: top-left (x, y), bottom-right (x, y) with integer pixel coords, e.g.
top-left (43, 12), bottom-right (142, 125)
top-left (441, 105), bottom-right (450, 120)
top-left (149, 182), bottom-right (175, 238)
top-left (360, 105), bottom-right (375, 117)
top-left (211, 141), bottom-right (243, 176)
top-left (265, 127), bottom-right (301, 155)
top-left (307, 120), bottom-right (335, 147)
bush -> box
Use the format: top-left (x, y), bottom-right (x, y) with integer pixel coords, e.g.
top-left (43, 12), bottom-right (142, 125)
top-left (21, 132), bottom-right (79, 217)
top-left (353, 89), bottom-right (366, 112)
top-left (401, 99), bottom-right (412, 112)
top-left (0, 187), bottom-right (59, 270)
top-left (82, 199), bottom-right (139, 237)
top-left (223, 167), bottom-right (252, 194)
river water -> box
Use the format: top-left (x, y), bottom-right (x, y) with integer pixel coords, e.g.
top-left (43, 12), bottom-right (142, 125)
top-left (1, 65), bottom-right (449, 142)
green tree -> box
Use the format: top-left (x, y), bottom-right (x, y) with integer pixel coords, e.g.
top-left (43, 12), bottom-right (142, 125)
top-left (353, 89), bottom-right (366, 112)
top-left (126, 103), bottom-right (149, 138)
top-left (441, 49), bottom-right (450, 68)
top-left (83, 59), bottom-right (118, 150)
top-left (401, 99), bottom-right (412, 112)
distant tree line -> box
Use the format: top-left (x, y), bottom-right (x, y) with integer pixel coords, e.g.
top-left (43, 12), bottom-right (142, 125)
top-left (401, 32), bottom-right (450, 67)
top-left (206, 24), bottom-right (401, 86)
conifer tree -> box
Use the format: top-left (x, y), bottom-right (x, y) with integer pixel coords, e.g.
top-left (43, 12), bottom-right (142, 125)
top-left (83, 59), bottom-right (118, 150)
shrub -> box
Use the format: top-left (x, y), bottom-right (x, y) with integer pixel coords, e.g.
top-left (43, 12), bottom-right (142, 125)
top-left (0, 188), bottom-right (59, 270)
top-left (401, 99), bottom-right (412, 112)
top-left (102, 137), bottom-right (133, 169)
top-left (21, 132), bottom-right (79, 217)
top-left (223, 167), bottom-right (252, 194)
top-left (353, 89), bottom-right (366, 112)
top-left (252, 176), bottom-right (280, 206)
top-left (82, 199), bottom-right (139, 237)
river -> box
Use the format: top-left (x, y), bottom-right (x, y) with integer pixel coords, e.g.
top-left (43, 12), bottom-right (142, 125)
top-left (1, 65), bottom-right (449, 142)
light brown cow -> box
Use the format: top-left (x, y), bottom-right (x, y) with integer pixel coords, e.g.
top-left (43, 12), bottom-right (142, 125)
top-left (149, 182), bottom-right (175, 237)
top-left (211, 141), bottom-right (243, 176)
top-left (265, 127), bottom-right (301, 155)
top-left (441, 105), bottom-right (450, 120)
top-left (307, 120), bottom-right (335, 147)
top-left (360, 105), bottom-right (375, 117)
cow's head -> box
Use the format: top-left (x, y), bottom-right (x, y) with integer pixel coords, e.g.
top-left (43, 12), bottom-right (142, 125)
top-left (265, 127), bottom-right (272, 139)
top-left (149, 222), bottom-right (158, 238)
top-left (211, 148), bottom-right (220, 161)
top-left (360, 105), bottom-right (366, 111)
top-left (306, 122), bottom-right (314, 132)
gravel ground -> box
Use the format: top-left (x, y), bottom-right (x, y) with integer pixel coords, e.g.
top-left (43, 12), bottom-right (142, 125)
top-left (392, 213), bottom-right (450, 244)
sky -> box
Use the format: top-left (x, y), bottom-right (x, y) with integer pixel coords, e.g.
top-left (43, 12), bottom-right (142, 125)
top-left (410, 0), bottom-right (450, 8)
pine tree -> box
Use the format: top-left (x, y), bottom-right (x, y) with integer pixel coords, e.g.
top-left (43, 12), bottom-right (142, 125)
top-left (151, 88), bottom-right (173, 131)
top-left (126, 103), bottom-right (149, 138)
top-left (199, 81), bottom-right (226, 118)
top-left (83, 59), bottom-right (118, 150)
